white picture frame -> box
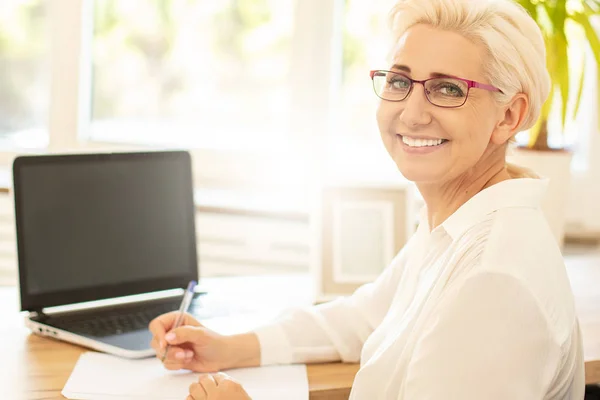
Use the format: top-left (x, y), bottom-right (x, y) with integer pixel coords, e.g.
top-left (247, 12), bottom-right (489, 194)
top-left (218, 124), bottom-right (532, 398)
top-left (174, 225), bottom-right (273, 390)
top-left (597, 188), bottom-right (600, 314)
top-left (313, 183), bottom-right (414, 301)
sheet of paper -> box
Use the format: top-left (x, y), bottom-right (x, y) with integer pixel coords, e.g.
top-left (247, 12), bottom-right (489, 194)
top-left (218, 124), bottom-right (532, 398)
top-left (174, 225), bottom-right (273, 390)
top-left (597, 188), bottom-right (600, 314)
top-left (62, 352), bottom-right (308, 400)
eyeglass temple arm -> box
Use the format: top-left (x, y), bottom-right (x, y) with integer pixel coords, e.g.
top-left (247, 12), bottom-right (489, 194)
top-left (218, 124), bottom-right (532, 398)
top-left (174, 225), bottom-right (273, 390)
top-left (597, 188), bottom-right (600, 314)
top-left (370, 70), bottom-right (503, 94)
top-left (470, 80), bottom-right (503, 93)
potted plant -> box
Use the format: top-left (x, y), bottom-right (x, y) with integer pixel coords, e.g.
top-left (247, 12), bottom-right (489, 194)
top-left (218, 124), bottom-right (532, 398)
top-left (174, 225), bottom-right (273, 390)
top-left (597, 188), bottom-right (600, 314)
top-left (509, 0), bottom-right (600, 248)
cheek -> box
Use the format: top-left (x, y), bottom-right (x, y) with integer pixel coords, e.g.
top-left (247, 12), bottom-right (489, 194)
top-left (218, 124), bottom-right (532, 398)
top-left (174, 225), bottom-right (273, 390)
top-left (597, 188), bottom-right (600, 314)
top-left (376, 102), bottom-right (390, 132)
top-left (462, 102), bottom-right (497, 142)
top-left (376, 104), bottom-right (391, 147)
top-left (442, 110), bottom-right (496, 171)
top-left (376, 102), bottom-right (398, 141)
top-left (442, 107), bottom-right (493, 146)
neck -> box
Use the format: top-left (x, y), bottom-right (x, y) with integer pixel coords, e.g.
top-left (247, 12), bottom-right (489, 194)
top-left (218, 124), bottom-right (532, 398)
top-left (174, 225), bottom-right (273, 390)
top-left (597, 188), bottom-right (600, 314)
top-left (417, 151), bottom-right (511, 231)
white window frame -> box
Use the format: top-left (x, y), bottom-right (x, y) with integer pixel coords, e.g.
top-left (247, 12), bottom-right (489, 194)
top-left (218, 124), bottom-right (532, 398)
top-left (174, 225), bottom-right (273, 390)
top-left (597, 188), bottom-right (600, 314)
top-left (0, 0), bottom-right (344, 190)
top-left (1, 0), bottom-right (599, 235)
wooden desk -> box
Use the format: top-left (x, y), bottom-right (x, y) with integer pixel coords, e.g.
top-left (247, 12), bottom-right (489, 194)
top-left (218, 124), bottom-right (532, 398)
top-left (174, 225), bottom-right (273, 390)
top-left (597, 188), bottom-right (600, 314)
top-left (0, 285), bottom-right (358, 400)
top-left (2, 334), bottom-right (358, 400)
top-left (3, 255), bottom-right (600, 399)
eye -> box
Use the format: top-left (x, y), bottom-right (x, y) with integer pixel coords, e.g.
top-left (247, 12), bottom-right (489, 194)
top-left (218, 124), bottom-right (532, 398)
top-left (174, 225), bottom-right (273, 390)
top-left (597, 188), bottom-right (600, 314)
top-left (386, 76), bottom-right (410, 90)
top-left (431, 81), bottom-right (465, 97)
top-left (441, 84), bottom-right (463, 96)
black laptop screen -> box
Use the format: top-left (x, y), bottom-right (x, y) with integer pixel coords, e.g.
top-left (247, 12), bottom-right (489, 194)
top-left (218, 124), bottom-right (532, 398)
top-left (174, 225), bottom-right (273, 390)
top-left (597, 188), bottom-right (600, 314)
top-left (14, 151), bottom-right (198, 310)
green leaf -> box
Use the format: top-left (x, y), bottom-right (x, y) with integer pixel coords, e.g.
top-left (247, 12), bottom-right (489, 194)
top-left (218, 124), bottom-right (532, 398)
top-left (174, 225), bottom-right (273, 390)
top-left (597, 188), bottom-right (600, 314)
top-left (554, 0), bottom-right (568, 40)
top-left (530, 85), bottom-right (555, 148)
top-left (571, 9), bottom-right (600, 129)
top-left (583, 0), bottom-right (600, 15)
top-left (540, 0), bottom-right (568, 40)
top-left (597, 66), bottom-right (600, 131)
top-left (516, 0), bottom-right (538, 21)
top-left (576, 6), bottom-right (600, 62)
top-left (530, 34), bottom-right (557, 148)
top-left (555, 34), bottom-right (570, 129)
top-left (572, 50), bottom-right (586, 119)
top-left (539, 3), bottom-right (555, 34)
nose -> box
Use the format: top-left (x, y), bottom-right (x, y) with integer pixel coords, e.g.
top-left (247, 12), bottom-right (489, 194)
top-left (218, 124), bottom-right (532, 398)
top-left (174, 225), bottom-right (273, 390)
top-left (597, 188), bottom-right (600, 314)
top-left (397, 83), bottom-right (432, 128)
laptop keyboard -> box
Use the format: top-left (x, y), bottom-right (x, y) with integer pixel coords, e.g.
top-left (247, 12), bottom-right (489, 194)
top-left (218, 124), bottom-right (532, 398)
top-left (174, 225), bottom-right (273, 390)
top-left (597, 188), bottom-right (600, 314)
top-left (45, 297), bottom-right (186, 338)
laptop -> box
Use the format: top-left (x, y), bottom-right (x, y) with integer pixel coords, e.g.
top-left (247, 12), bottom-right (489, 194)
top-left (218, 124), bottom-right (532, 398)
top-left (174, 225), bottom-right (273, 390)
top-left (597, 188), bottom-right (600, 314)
top-left (13, 150), bottom-right (199, 359)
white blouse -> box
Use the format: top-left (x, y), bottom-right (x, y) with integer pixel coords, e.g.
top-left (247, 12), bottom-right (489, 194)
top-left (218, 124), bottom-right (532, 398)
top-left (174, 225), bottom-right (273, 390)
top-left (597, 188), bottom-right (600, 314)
top-left (254, 178), bottom-right (585, 399)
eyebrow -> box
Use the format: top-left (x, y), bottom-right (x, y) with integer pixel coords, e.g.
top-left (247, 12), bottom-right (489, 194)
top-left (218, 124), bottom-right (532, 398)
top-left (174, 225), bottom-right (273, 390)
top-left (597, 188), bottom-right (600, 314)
top-left (391, 64), bottom-right (454, 79)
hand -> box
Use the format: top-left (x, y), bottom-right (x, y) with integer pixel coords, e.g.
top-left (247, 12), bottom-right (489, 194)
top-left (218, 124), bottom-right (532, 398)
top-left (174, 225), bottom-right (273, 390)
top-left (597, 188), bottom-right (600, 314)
top-left (149, 311), bottom-right (260, 372)
top-left (187, 373), bottom-right (251, 400)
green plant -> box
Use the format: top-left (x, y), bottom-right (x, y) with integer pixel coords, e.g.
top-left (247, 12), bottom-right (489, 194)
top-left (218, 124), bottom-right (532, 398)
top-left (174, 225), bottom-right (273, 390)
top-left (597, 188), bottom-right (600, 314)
top-left (514, 0), bottom-right (600, 150)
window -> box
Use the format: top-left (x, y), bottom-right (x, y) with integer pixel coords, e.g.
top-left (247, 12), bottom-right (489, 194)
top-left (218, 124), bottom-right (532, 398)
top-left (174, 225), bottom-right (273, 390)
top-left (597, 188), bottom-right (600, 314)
top-left (0, 1), bottom-right (597, 188)
top-left (0, 0), bottom-right (50, 149)
top-left (515, 21), bottom-right (596, 172)
top-left (327, 0), bottom-right (409, 180)
top-left (90, 0), bottom-right (294, 151)
top-left (337, 0), bottom-right (396, 145)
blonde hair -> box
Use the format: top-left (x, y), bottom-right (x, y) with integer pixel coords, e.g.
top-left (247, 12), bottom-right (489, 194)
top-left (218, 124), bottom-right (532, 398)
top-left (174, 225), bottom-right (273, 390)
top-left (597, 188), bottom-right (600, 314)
top-left (388, 0), bottom-right (550, 177)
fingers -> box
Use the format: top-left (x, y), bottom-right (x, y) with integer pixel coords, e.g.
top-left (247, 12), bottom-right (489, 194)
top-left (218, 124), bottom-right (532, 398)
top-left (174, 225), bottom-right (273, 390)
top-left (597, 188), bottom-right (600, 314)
top-left (149, 312), bottom-right (203, 354)
top-left (212, 372), bottom-right (230, 385)
top-left (189, 374), bottom-right (218, 399)
top-left (165, 326), bottom-right (204, 346)
top-left (200, 374), bottom-right (218, 394)
top-left (148, 312), bottom-right (173, 338)
top-left (163, 357), bottom-right (195, 371)
top-left (150, 336), bottom-right (168, 355)
top-left (149, 313), bottom-right (174, 351)
top-left (182, 312), bottom-right (203, 327)
top-left (150, 337), bottom-right (159, 353)
top-left (163, 360), bottom-right (189, 371)
top-left (189, 383), bottom-right (204, 399)
top-left (189, 380), bottom-right (207, 399)
top-left (149, 312), bottom-right (202, 337)
top-left (213, 372), bottom-right (243, 392)
top-left (160, 346), bottom-right (194, 369)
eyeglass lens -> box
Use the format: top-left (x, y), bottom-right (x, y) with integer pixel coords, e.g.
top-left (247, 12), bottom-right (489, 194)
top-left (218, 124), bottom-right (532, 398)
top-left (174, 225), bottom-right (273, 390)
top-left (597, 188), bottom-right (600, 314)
top-left (372, 71), bottom-right (468, 107)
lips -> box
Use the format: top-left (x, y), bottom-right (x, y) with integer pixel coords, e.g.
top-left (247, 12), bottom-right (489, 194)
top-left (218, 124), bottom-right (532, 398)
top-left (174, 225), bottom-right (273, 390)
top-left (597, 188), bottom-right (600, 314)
top-left (392, 133), bottom-right (450, 155)
top-left (399, 134), bottom-right (449, 148)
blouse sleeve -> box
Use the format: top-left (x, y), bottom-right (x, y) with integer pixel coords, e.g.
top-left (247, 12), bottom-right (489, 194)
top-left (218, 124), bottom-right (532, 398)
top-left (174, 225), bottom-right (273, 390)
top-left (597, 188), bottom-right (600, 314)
top-left (402, 272), bottom-right (560, 400)
top-left (253, 236), bottom-right (416, 365)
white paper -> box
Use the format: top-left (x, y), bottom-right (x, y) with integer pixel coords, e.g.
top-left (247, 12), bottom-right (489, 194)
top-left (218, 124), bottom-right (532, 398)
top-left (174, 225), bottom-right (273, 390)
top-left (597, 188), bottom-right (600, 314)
top-left (62, 352), bottom-right (308, 400)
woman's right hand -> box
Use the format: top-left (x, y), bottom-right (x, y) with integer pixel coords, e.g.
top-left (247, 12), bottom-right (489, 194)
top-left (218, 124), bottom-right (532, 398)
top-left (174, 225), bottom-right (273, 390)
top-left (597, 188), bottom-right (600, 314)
top-left (149, 312), bottom-right (260, 373)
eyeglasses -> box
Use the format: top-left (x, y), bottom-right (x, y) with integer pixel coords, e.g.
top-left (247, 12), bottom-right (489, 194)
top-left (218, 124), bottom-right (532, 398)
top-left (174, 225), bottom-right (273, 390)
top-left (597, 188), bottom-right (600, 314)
top-left (369, 70), bottom-right (503, 108)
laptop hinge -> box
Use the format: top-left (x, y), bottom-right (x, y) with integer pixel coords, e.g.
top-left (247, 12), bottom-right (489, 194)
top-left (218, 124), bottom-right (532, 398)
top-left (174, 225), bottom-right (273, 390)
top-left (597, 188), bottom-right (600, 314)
top-left (30, 309), bottom-right (48, 321)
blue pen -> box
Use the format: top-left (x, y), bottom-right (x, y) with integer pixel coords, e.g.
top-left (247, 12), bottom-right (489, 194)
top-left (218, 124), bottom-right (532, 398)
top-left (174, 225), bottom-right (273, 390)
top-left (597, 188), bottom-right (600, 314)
top-left (161, 280), bottom-right (197, 362)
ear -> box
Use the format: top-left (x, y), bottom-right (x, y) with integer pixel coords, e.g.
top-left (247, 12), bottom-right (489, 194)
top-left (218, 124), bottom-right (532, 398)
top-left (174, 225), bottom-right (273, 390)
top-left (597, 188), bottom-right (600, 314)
top-left (490, 93), bottom-right (529, 145)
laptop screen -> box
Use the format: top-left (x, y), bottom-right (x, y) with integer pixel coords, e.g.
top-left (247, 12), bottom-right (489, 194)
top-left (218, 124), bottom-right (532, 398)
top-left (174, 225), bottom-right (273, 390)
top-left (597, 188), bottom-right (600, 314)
top-left (14, 151), bottom-right (198, 311)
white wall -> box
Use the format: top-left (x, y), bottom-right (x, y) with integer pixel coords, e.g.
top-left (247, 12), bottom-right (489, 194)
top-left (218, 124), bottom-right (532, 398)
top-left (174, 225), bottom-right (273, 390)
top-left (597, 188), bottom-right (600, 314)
top-left (565, 72), bottom-right (600, 237)
top-left (566, 139), bottom-right (600, 236)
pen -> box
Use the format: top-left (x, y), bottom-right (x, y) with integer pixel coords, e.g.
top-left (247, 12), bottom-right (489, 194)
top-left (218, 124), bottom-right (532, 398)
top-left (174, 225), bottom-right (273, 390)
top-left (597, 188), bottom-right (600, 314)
top-left (161, 280), bottom-right (197, 363)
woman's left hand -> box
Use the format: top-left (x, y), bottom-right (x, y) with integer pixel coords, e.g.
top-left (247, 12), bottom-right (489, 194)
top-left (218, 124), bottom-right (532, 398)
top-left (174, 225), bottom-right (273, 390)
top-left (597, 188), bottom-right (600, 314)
top-left (186, 372), bottom-right (251, 400)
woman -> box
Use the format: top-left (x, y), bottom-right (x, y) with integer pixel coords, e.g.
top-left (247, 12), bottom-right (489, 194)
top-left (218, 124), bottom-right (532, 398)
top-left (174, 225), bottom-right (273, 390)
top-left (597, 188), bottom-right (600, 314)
top-left (150, 0), bottom-right (585, 398)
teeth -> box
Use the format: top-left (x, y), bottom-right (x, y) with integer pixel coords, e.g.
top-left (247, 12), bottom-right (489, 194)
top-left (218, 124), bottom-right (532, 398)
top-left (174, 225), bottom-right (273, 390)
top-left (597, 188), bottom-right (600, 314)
top-left (402, 136), bottom-right (444, 147)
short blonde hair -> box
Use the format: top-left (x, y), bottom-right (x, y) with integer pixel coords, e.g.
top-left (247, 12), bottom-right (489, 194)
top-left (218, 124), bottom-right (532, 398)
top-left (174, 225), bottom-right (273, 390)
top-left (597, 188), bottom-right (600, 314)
top-left (388, 0), bottom-right (550, 132)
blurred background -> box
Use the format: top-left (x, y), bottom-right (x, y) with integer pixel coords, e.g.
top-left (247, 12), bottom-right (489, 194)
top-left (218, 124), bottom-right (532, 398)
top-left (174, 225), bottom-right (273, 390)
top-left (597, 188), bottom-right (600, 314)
top-left (0, 0), bottom-right (598, 286)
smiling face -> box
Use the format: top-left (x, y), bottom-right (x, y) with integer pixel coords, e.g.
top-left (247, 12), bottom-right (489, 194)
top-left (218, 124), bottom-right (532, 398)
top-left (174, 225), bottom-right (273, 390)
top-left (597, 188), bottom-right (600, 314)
top-left (376, 24), bottom-right (507, 184)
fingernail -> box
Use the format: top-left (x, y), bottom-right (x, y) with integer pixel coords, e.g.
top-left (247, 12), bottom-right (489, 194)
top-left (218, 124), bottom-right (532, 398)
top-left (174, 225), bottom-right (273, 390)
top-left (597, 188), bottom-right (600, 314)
top-left (185, 350), bottom-right (193, 359)
top-left (175, 351), bottom-right (185, 360)
top-left (165, 333), bottom-right (176, 342)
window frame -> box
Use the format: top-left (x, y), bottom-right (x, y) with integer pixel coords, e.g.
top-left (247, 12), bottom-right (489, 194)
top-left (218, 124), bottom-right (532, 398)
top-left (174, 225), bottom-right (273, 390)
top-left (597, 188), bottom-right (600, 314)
top-left (1, 0), bottom-right (599, 235)
top-left (0, 0), bottom-right (346, 190)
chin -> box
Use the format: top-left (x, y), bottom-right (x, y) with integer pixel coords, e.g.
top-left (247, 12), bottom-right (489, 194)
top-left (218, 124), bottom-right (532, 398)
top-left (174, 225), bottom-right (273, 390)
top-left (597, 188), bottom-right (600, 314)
top-left (393, 160), bottom-right (443, 184)
top-left (398, 171), bottom-right (438, 184)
